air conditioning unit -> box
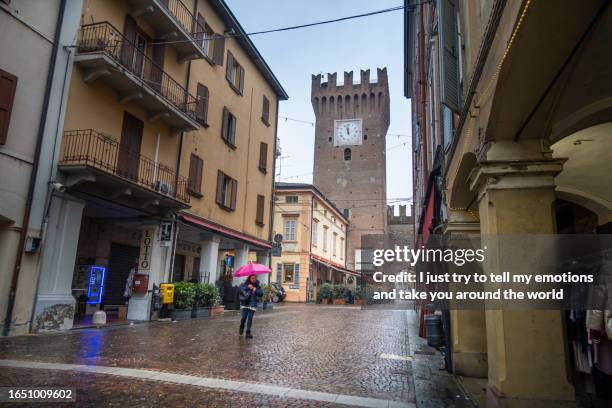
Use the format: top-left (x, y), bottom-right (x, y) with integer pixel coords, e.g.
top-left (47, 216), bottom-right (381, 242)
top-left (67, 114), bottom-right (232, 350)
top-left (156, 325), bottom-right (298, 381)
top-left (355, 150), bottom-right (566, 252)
top-left (154, 181), bottom-right (173, 195)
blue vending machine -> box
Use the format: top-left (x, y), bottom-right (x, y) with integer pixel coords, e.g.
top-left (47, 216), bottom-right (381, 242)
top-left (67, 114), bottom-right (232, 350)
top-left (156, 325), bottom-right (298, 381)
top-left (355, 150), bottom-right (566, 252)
top-left (86, 266), bottom-right (106, 304)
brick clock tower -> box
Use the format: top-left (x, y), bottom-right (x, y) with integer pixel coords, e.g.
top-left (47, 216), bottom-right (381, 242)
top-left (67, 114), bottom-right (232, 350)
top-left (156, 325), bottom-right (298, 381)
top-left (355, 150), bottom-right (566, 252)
top-left (311, 68), bottom-right (390, 271)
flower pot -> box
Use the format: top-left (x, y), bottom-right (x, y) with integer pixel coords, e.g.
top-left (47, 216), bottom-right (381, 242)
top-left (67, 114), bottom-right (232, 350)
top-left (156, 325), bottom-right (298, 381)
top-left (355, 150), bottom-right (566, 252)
top-left (117, 305), bottom-right (128, 320)
top-left (171, 308), bottom-right (193, 320)
top-left (353, 299), bottom-right (364, 306)
top-left (332, 299), bottom-right (345, 305)
top-left (210, 306), bottom-right (225, 317)
top-left (192, 307), bottom-right (211, 318)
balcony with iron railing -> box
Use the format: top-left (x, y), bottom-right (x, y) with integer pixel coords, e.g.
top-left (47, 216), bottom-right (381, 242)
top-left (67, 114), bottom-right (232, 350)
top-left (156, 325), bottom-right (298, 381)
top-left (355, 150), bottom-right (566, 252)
top-left (59, 129), bottom-right (190, 208)
top-left (126, 0), bottom-right (207, 61)
top-left (75, 22), bottom-right (200, 131)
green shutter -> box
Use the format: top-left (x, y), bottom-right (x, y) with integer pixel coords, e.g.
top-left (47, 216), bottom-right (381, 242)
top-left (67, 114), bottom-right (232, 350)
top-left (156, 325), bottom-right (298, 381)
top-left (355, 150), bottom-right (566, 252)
top-left (438, 0), bottom-right (460, 113)
top-left (276, 263), bottom-right (282, 284)
top-left (294, 263), bottom-right (300, 286)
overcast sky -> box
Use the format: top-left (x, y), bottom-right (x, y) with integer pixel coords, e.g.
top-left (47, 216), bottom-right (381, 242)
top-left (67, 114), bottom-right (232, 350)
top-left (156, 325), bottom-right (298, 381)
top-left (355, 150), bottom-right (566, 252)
top-left (225, 0), bottom-right (413, 207)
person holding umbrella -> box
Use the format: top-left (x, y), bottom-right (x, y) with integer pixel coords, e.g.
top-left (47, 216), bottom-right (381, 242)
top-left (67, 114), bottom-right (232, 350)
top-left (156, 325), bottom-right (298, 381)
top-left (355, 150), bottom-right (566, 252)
top-left (235, 262), bottom-right (271, 339)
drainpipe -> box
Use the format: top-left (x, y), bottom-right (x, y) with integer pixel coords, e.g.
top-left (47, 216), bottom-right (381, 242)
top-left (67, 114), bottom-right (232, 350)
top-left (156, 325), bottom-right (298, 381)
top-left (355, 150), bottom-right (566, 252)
top-left (418, 0), bottom-right (428, 187)
top-left (3, 0), bottom-right (68, 336)
top-left (267, 98), bottom-right (280, 277)
top-left (307, 193), bottom-right (314, 302)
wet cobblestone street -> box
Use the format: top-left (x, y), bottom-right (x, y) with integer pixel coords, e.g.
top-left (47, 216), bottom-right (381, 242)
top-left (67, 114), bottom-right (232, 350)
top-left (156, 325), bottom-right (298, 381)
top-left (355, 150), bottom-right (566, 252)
top-left (0, 305), bottom-right (420, 407)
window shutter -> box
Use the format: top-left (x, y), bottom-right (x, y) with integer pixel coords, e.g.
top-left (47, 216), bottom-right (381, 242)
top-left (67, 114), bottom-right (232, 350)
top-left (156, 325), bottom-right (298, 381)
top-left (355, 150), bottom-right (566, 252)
top-left (438, 0), bottom-right (460, 112)
top-left (442, 104), bottom-right (454, 148)
top-left (262, 95), bottom-right (270, 124)
top-left (216, 170), bottom-right (224, 205)
top-left (120, 14), bottom-right (137, 67)
top-left (196, 83), bottom-right (209, 125)
top-left (230, 178), bottom-right (237, 210)
top-left (256, 194), bottom-right (265, 225)
top-left (150, 40), bottom-right (165, 92)
top-left (225, 52), bottom-right (234, 81)
top-left (195, 13), bottom-right (205, 46)
top-left (212, 33), bottom-right (225, 65)
top-left (294, 263), bottom-right (300, 286)
top-left (258, 142), bottom-right (268, 172)
top-left (221, 107), bottom-right (229, 141)
top-left (238, 66), bottom-right (245, 94)
top-left (229, 113), bottom-right (236, 145)
top-left (188, 154), bottom-right (203, 195)
top-left (0, 69), bottom-right (18, 145)
top-left (276, 263), bottom-right (282, 284)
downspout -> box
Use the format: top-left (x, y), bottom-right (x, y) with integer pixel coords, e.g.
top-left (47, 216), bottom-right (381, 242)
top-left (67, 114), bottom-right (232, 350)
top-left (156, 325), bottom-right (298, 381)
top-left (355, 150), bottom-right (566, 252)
top-left (3, 0), bottom-right (67, 336)
top-left (419, 0), bottom-right (428, 187)
top-left (307, 193), bottom-right (314, 302)
top-left (268, 98), bottom-right (280, 269)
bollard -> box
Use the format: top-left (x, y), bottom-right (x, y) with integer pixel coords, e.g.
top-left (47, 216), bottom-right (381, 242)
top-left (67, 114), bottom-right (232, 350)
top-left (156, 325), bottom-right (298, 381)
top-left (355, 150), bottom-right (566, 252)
top-left (92, 310), bottom-right (107, 326)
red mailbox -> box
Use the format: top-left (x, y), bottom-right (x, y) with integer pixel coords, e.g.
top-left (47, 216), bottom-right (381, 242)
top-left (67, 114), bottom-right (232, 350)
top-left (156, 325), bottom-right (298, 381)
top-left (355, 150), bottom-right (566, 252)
top-left (132, 274), bottom-right (149, 294)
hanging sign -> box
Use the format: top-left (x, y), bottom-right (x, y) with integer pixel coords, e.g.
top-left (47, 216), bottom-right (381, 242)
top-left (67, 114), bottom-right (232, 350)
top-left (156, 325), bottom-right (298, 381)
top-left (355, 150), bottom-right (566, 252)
top-left (139, 229), bottom-right (153, 271)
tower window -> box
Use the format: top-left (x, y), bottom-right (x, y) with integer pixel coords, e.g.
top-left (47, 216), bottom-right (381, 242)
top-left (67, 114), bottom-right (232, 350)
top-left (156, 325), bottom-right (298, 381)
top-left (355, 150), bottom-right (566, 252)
top-left (344, 148), bottom-right (352, 161)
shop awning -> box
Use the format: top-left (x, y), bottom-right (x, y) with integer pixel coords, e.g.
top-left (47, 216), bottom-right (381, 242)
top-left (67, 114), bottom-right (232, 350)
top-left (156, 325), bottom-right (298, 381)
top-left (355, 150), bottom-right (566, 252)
top-left (311, 255), bottom-right (361, 277)
top-left (420, 188), bottom-right (435, 246)
top-left (180, 213), bottom-right (272, 249)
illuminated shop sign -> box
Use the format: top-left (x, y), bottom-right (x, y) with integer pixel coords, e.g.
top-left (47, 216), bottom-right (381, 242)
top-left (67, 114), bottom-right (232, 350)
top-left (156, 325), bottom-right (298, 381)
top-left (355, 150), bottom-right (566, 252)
top-left (86, 266), bottom-right (106, 304)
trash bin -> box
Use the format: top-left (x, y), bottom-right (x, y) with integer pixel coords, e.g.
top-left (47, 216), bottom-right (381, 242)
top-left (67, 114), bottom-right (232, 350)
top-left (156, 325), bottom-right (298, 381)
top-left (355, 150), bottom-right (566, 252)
top-left (425, 314), bottom-right (444, 348)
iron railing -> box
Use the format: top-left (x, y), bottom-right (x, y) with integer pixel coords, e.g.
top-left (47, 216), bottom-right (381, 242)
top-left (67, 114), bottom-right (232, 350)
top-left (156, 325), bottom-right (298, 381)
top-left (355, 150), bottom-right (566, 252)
top-left (77, 22), bottom-right (198, 122)
top-left (159, 0), bottom-right (198, 39)
top-left (60, 129), bottom-right (190, 204)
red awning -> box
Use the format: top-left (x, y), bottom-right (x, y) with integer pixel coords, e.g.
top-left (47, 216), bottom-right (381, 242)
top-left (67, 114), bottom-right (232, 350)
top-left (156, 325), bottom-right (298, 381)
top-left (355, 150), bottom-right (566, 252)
top-left (420, 188), bottom-right (435, 246)
top-left (180, 214), bottom-right (272, 249)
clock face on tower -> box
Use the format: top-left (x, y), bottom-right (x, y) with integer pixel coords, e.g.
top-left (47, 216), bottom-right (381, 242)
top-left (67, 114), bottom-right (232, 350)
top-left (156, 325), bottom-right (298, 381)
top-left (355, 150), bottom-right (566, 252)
top-left (334, 119), bottom-right (363, 146)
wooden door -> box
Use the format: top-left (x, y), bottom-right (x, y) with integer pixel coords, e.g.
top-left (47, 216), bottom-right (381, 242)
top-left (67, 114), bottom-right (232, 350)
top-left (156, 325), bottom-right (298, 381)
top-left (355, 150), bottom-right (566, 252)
top-left (117, 112), bottom-right (143, 181)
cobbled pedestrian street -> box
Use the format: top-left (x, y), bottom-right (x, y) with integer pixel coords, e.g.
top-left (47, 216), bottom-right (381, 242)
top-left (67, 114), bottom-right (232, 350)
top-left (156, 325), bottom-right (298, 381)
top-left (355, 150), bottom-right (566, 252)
top-left (0, 305), bottom-right (427, 407)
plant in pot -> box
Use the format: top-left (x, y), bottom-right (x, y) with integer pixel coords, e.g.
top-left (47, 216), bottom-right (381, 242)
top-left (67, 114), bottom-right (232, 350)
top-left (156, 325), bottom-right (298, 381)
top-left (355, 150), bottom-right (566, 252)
top-left (332, 284), bottom-right (347, 305)
top-left (318, 283), bottom-right (333, 305)
top-left (192, 283), bottom-right (220, 318)
top-left (172, 281), bottom-right (196, 320)
top-left (353, 285), bottom-right (364, 306)
top-left (262, 284), bottom-right (277, 310)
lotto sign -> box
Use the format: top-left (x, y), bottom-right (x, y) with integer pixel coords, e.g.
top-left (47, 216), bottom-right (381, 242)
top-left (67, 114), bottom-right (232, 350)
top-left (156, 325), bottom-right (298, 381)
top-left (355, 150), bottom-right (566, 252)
top-left (139, 229), bottom-right (153, 271)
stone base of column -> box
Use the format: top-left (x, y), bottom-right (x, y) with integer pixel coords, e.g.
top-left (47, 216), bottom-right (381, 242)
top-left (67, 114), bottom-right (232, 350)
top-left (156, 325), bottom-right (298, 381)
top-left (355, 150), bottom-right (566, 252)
top-left (486, 385), bottom-right (576, 408)
top-left (127, 294), bottom-right (151, 321)
top-left (453, 351), bottom-right (488, 378)
top-left (32, 294), bottom-right (76, 332)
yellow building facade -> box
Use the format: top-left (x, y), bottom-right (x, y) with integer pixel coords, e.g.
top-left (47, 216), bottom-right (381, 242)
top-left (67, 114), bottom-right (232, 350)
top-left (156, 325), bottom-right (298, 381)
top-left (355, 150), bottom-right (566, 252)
top-left (272, 183), bottom-right (356, 303)
top-left (26, 0), bottom-right (286, 332)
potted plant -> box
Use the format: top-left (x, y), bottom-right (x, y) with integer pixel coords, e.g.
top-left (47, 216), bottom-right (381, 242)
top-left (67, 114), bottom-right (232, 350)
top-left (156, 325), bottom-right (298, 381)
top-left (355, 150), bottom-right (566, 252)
top-left (332, 284), bottom-right (347, 305)
top-left (318, 283), bottom-right (333, 305)
top-left (353, 286), bottom-right (364, 306)
top-left (262, 284), bottom-right (277, 310)
top-left (193, 283), bottom-right (224, 318)
top-left (172, 281), bottom-right (196, 320)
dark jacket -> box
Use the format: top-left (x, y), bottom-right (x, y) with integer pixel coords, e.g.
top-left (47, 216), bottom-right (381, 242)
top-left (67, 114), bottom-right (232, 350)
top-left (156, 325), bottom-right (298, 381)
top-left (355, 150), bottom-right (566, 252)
top-left (239, 280), bottom-right (263, 308)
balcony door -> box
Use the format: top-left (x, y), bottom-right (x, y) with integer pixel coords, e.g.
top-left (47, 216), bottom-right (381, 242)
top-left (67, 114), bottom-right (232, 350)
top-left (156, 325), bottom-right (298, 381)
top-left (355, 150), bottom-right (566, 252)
top-left (117, 112), bottom-right (143, 181)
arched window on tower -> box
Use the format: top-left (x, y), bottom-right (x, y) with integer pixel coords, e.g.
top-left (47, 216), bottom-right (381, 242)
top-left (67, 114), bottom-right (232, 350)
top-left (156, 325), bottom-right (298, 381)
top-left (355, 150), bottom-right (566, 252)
top-left (344, 148), bottom-right (352, 161)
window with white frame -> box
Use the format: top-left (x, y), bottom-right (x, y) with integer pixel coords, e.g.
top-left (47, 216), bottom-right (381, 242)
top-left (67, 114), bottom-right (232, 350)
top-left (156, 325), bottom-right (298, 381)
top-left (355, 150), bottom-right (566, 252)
top-left (322, 226), bottom-right (328, 252)
top-left (312, 219), bottom-right (319, 246)
top-left (332, 232), bottom-right (338, 256)
top-left (284, 219), bottom-right (297, 241)
top-left (340, 238), bottom-right (345, 259)
top-left (283, 263), bottom-right (296, 283)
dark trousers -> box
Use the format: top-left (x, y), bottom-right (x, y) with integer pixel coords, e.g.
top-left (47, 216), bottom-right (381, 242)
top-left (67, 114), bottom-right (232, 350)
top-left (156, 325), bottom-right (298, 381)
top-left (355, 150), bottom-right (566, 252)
top-left (240, 308), bottom-right (255, 333)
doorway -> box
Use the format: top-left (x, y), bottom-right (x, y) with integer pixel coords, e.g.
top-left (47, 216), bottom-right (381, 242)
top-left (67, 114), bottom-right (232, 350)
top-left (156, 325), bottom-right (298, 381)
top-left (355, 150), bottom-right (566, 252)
top-left (117, 111), bottom-right (143, 181)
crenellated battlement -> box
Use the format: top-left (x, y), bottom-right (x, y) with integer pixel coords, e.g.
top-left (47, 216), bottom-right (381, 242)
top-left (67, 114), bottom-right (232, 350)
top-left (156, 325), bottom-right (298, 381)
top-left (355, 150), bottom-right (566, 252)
top-left (311, 68), bottom-right (388, 95)
top-left (387, 205), bottom-right (413, 225)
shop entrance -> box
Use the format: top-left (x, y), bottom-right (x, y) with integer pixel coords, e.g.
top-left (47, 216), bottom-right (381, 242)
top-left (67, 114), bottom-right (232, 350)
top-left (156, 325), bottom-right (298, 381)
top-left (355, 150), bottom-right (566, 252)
top-left (105, 243), bottom-right (139, 306)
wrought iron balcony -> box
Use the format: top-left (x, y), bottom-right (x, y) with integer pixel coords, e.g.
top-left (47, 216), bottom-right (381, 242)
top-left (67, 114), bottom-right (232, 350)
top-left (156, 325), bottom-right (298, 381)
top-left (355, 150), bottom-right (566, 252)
top-left (59, 129), bottom-right (190, 208)
top-left (75, 22), bottom-right (199, 131)
top-left (127, 0), bottom-right (207, 61)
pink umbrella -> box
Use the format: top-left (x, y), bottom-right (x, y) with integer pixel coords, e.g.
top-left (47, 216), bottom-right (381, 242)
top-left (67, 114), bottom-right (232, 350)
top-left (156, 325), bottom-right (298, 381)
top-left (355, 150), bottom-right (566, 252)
top-left (233, 262), bottom-right (272, 277)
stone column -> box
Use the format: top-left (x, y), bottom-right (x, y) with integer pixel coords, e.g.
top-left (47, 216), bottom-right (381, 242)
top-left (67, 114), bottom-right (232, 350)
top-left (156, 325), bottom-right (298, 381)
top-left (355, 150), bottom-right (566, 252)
top-left (443, 215), bottom-right (488, 378)
top-left (127, 223), bottom-right (166, 321)
top-left (199, 236), bottom-right (220, 284)
top-left (256, 251), bottom-right (271, 284)
top-left (232, 244), bottom-right (250, 286)
top-left (469, 158), bottom-right (575, 407)
top-left (33, 195), bottom-right (85, 332)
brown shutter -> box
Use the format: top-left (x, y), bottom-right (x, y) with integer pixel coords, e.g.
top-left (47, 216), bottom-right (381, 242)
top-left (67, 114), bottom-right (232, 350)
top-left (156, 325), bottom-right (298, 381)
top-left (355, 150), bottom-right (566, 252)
top-left (196, 13), bottom-right (205, 46)
top-left (212, 33), bottom-right (225, 65)
top-left (262, 95), bottom-right (269, 124)
top-left (225, 52), bottom-right (233, 82)
top-left (216, 170), bottom-right (224, 205)
top-left (229, 114), bottom-right (236, 145)
top-left (230, 178), bottom-right (238, 210)
top-left (258, 142), bottom-right (268, 172)
top-left (120, 14), bottom-right (137, 67)
top-left (256, 195), bottom-right (265, 225)
top-left (188, 154), bottom-right (203, 195)
top-left (150, 40), bottom-right (165, 91)
top-left (0, 69), bottom-right (18, 145)
top-left (238, 66), bottom-right (245, 94)
top-left (221, 107), bottom-right (229, 141)
top-left (196, 83), bottom-right (208, 125)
